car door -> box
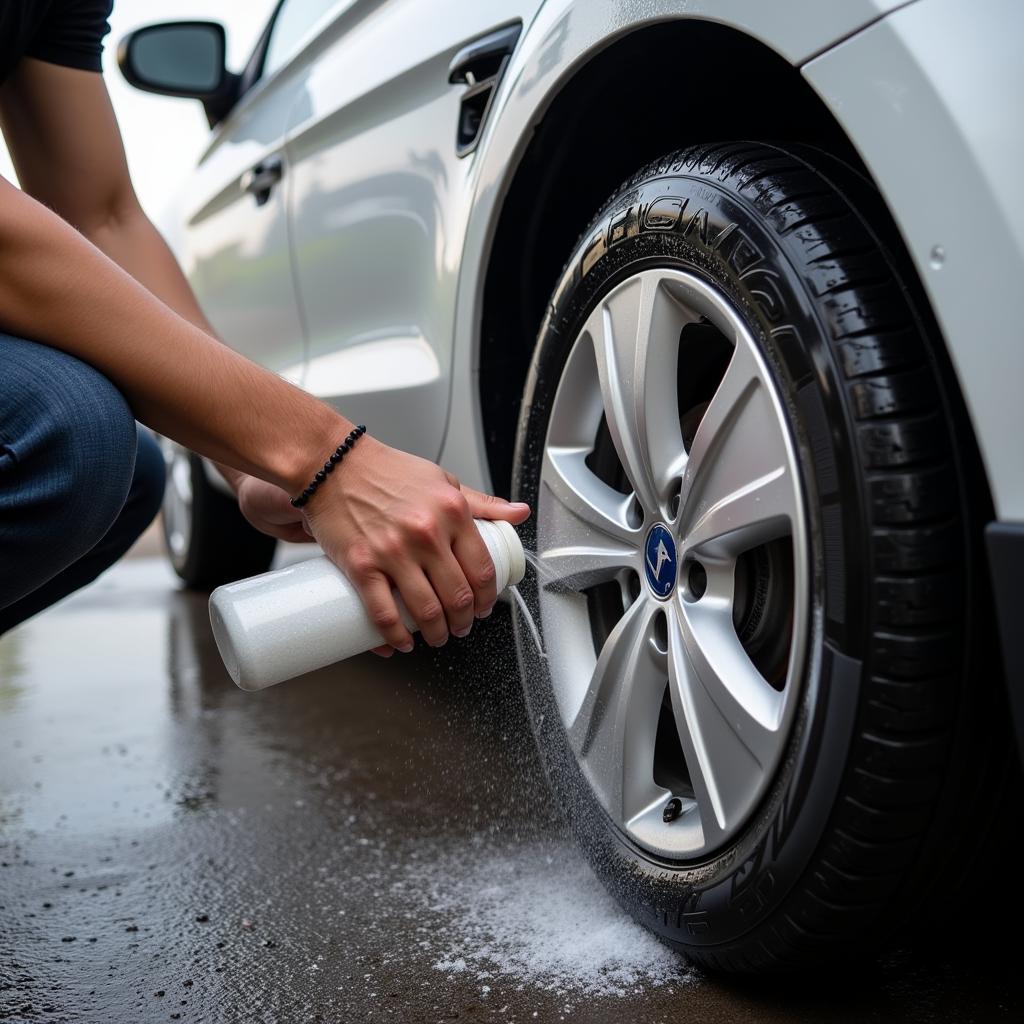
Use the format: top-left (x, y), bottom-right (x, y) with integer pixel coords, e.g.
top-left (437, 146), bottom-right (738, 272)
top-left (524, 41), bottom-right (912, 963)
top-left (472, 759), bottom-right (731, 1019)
top-left (177, 32), bottom-right (307, 384)
top-left (269, 0), bottom-right (542, 457)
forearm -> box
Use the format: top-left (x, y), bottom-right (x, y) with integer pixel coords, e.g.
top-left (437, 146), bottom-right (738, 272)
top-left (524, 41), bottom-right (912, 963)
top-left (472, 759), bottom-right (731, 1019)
top-left (0, 177), bottom-right (343, 495)
top-left (83, 201), bottom-right (218, 336)
top-left (84, 203), bottom-right (245, 493)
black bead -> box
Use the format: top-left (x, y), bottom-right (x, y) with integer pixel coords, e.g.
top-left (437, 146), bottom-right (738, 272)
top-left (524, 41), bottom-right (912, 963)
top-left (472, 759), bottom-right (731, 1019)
top-left (291, 426), bottom-right (366, 508)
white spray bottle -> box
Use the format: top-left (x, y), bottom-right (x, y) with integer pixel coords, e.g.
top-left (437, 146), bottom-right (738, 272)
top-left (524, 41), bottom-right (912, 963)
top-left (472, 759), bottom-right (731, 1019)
top-left (208, 519), bottom-right (525, 692)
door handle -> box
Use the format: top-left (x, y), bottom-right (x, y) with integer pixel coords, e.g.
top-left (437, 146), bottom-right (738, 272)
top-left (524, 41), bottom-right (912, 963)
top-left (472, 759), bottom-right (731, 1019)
top-left (241, 155), bottom-right (284, 206)
top-left (448, 22), bottom-right (521, 157)
top-left (448, 23), bottom-right (521, 85)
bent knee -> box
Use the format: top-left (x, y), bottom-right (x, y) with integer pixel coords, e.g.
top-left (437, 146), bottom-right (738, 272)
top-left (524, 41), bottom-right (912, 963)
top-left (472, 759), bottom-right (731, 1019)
top-left (54, 367), bottom-right (137, 517)
top-left (3, 341), bottom-right (137, 529)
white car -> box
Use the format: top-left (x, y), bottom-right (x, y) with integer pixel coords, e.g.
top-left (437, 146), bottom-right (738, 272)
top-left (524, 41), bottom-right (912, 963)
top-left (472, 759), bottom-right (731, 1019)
top-left (120, 0), bottom-right (1023, 973)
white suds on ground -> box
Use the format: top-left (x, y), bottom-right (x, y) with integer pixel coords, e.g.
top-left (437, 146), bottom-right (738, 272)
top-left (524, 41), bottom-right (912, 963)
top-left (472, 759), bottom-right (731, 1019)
top-left (410, 840), bottom-right (693, 998)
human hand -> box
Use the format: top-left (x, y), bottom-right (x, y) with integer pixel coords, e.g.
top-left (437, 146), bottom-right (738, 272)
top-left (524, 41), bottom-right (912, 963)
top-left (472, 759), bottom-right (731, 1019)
top-left (301, 435), bottom-right (530, 656)
top-left (236, 474), bottom-right (316, 544)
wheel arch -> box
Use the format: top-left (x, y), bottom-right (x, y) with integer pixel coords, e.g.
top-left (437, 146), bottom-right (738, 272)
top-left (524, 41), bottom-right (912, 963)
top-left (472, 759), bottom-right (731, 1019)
top-left (476, 18), bottom-right (877, 494)
top-left (470, 17), bottom-right (920, 497)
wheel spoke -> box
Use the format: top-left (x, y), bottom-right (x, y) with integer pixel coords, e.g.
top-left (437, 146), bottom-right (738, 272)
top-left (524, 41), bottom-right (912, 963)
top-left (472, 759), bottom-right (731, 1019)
top-left (539, 445), bottom-right (640, 590)
top-left (568, 598), bottom-right (666, 822)
top-left (678, 597), bottom-right (783, 762)
top-left (667, 600), bottom-right (783, 839)
top-left (588, 274), bottom-right (689, 516)
top-left (680, 339), bottom-right (796, 554)
top-left (534, 542), bottom-right (636, 593)
top-left (684, 466), bottom-right (794, 559)
top-left (541, 445), bottom-right (641, 540)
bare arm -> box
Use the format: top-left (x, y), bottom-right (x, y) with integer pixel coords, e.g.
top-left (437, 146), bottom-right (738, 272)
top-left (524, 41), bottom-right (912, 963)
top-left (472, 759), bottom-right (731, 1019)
top-left (0, 60), bottom-right (529, 651)
top-left (0, 59), bottom-right (214, 332)
top-left (0, 57), bottom-right (280, 535)
top-left (0, 172), bottom-right (342, 490)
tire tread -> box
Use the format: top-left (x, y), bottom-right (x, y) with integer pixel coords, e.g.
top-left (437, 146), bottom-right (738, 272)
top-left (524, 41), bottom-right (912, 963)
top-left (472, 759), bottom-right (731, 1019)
top-left (621, 144), bottom-right (966, 971)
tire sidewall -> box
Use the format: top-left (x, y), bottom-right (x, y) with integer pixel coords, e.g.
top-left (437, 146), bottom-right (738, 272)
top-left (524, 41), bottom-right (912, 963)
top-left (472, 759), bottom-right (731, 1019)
top-left (511, 156), bottom-right (869, 950)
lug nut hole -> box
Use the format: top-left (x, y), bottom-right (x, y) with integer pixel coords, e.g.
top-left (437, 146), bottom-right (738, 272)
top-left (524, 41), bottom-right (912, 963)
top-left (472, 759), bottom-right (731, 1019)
top-left (652, 608), bottom-right (668, 653)
top-left (687, 561), bottom-right (708, 601)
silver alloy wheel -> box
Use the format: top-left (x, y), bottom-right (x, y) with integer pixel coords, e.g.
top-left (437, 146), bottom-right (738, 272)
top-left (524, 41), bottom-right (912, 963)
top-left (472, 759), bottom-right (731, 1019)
top-left (536, 268), bottom-right (809, 859)
top-left (162, 438), bottom-right (193, 567)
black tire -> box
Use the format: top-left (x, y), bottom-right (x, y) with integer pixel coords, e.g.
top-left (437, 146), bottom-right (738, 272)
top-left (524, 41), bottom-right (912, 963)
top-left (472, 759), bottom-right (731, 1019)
top-left (163, 452), bottom-right (277, 591)
top-left (511, 142), bottom-right (987, 972)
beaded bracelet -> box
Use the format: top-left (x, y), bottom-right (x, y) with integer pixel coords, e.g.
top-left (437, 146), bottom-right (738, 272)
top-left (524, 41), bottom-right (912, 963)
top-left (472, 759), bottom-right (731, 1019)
top-left (290, 424), bottom-right (366, 509)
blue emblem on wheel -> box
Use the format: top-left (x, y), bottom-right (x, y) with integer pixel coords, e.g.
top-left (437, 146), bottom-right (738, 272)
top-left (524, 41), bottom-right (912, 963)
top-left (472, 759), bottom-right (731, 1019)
top-left (644, 524), bottom-right (677, 600)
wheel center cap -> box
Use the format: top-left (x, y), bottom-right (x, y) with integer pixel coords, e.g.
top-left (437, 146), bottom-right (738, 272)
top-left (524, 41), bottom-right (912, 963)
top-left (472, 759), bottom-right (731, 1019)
top-left (644, 524), bottom-right (677, 600)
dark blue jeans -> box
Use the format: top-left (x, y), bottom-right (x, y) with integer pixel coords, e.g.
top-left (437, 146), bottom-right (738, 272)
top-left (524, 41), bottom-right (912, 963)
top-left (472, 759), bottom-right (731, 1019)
top-left (0, 334), bottom-right (165, 633)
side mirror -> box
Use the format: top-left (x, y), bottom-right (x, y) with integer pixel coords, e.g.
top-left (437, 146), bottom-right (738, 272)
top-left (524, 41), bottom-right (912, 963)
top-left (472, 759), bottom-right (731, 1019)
top-left (118, 21), bottom-right (239, 127)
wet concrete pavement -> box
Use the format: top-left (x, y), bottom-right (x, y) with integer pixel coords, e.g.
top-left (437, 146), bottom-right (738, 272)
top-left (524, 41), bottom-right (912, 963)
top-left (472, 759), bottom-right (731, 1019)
top-left (1, 555), bottom-right (1021, 1023)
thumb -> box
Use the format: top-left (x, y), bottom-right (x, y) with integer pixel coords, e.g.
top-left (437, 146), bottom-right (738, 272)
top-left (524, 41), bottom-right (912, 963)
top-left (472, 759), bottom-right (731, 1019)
top-left (461, 486), bottom-right (531, 524)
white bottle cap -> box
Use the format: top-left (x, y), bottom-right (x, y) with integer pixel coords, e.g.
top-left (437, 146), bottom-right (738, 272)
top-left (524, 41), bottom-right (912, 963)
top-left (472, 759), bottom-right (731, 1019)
top-left (475, 518), bottom-right (526, 588)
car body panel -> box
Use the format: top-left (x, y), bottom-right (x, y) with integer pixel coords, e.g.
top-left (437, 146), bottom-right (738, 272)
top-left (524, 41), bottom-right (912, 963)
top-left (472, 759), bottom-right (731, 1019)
top-left (177, 66), bottom-right (306, 383)
top-left (280, 0), bottom-right (541, 456)
top-left (803, 0), bottom-right (1024, 521)
top-left (174, 0), bottom-right (1019, 523)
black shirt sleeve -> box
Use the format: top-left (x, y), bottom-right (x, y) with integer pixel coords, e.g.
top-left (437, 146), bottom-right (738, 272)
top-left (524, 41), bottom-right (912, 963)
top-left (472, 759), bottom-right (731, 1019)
top-left (25, 0), bottom-right (114, 73)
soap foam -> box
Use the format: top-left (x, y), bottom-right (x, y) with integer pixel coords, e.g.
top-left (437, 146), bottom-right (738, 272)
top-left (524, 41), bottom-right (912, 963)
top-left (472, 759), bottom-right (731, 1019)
top-left (410, 839), bottom-right (693, 998)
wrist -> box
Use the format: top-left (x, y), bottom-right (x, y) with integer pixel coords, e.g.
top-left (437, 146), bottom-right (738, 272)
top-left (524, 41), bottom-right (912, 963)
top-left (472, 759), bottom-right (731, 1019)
top-left (289, 424), bottom-right (368, 509)
top-left (274, 405), bottom-right (355, 497)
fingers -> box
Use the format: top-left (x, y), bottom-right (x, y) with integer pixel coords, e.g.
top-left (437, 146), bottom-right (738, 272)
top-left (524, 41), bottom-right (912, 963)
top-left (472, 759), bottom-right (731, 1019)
top-left (359, 555), bottom-right (469, 650)
top-left (333, 474), bottom-right (528, 653)
top-left (348, 565), bottom-right (415, 653)
top-left (451, 521), bottom-right (498, 619)
top-left (391, 564), bottom-right (451, 647)
top-left (346, 535), bottom-right (456, 650)
top-left (425, 548), bottom-right (479, 637)
top-left (461, 486), bottom-right (531, 525)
